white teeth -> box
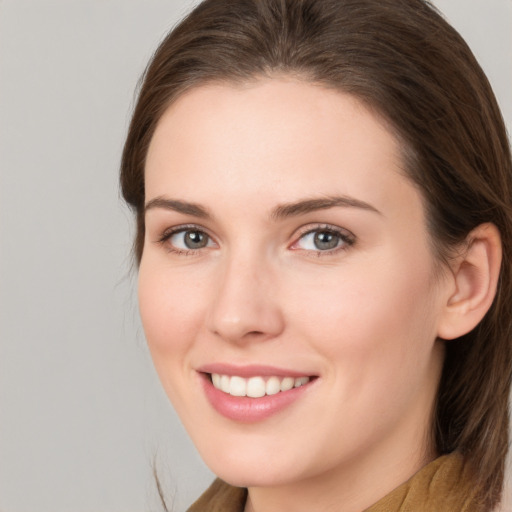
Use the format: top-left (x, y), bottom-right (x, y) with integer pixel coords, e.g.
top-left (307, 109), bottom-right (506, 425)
top-left (211, 373), bottom-right (311, 397)
top-left (212, 373), bottom-right (221, 389)
top-left (266, 376), bottom-right (281, 396)
top-left (294, 376), bottom-right (309, 388)
top-left (220, 374), bottom-right (230, 393)
top-left (230, 376), bottom-right (247, 397)
top-left (280, 377), bottom-right (294, 392)
top-left (247, 376), bottom-right (266, 398)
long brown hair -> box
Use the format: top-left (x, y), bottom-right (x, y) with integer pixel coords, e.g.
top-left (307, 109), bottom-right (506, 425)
top-left (120, 0), bottom-right (512, 508)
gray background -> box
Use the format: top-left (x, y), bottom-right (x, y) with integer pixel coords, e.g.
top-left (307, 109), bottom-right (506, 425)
top-left (0, 1), bottom-right (510, 511)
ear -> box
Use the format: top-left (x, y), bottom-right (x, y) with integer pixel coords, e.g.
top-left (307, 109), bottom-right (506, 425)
top-left (437, 223), bottom-right (502, 340)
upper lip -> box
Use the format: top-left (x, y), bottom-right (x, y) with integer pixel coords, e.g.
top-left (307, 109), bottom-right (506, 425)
top-left (197, 363), bottom-right (316, 379)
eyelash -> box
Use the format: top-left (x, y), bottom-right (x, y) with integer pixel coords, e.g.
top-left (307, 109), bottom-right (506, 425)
top-left (156, 223), bottom-right (356, 256)
top-left (156, 224), bottom-right (215, 255)
top-left (290, 224), bottom-right (356, 256)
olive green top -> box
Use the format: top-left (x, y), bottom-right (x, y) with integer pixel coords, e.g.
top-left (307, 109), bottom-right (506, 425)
top-left (188, 453), bottom-right (481, 512)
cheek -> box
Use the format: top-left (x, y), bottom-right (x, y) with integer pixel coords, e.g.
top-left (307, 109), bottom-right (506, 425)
top-left (137, 260), bottom-right (207, 367)
top-left (286, 252), bottom-right (441, 385)
top-left (284, 259), bottom-right (443, 460)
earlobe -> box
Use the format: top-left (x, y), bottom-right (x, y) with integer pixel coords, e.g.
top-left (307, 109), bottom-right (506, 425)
top-left (437, 223), bottom-right (502, 340)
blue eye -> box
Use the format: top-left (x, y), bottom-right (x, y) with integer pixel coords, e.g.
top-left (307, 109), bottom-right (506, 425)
top-left (294, 227), bottom-right (354, 252)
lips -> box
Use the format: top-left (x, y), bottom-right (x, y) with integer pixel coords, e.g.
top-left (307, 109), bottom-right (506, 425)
top-left (198, 364), bottom-right (317, 422)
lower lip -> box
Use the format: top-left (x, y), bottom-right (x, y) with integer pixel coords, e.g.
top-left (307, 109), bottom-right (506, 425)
top-left (201, 374), bottom-right (315, 423)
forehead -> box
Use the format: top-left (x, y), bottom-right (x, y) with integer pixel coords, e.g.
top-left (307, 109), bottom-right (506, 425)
top-left (148, 78), bottom-right (400, 163)
top-left (145, 78), bottom-right (418, 219)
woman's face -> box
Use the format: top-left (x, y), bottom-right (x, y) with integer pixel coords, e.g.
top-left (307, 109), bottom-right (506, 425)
top-left (139, 78), bottom-right (450, 489)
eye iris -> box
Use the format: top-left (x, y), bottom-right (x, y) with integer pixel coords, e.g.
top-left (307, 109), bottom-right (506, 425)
top-left (184, 231), bottom-right (207, 249)
top-left (314, 231), bottom-right (339, 250)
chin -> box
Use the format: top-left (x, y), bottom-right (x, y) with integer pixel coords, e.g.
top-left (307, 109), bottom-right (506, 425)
top-left (195, 436), bottom-right (313, 488)
top-left (213, 463), bottom-right (300, 488)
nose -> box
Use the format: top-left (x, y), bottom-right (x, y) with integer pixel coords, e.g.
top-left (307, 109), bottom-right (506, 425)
top-left (205, 252), bottom-right (285, 344)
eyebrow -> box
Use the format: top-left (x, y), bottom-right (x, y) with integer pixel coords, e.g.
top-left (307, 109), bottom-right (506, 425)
top-left (144, 197), bottom-right (211, 218)
top-left (270, 195), bottom-right (381, 220)
top-left (144, 194), bottom-right (381, 220)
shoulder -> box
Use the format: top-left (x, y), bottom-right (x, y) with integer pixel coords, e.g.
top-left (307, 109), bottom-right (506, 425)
top-left (187, 478), bottom-right (247, 512)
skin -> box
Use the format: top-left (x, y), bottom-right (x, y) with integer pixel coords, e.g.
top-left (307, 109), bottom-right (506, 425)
top-left (139, 78), bottom-right (455, 512)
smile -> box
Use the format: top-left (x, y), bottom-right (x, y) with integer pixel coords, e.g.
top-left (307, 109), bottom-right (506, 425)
top-left (200, 366), bottom-right (317, 422)
top-left (211, 374), bottom-right (311, 398)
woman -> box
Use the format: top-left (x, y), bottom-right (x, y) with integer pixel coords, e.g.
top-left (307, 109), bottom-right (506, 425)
top-left (120, 0), bottom-right (512, 510)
